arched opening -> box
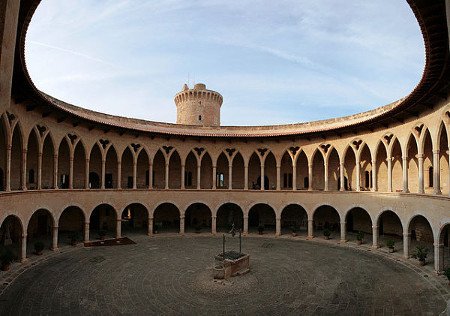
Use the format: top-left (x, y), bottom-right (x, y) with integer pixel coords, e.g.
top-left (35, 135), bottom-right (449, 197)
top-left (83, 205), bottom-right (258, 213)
top-left (439, 224), bottom-right (450, 272)
top-left (153, 150), bottom-right (165, 189)
top-left (153, 203), bottom-right (180, 233)
top-left (90, 204), bottom-right (116, 239)
top-left (41, 134), bottom-right (54, 189)
top-left (248, 203), bottom-right (276, 234)
top-left (57, 138), bottom-right (70, 189)
top-left (439, 124), bottom-right (449, 195)
top-left (232, 152), bottom-right (245, 189)
top-left (58, 206), bottom-right (84, 245)
top-left (121, 203), bottom-right (148, 235)
top-left (10, 125), bottom-right (22, 190)
top-left (328, 148), bottom-right (339, 191)
top-left (121, 147), bottom-right (134, 189)
top-left (376, 141), bottom-right (388, 192)
top-left (0, 215), bottom-right (22, 261)
top-left (73, 141), bottom-right (86, 189)
top-left (136, 149), bottom-right (149, 189)
top-left (407, 134), bottom-right (419, 193)
top-left (360, 145), bottom-right (372, 191)
top-left (346, 207), bottom-right (372, 244)
top-left (264, 152), bottom-right (276, 190)
top-left (296, 151), bottom-right (308, 189)
top-left (377, 210), bottom-right (403, 251)
top-left (281, 204), bottom-right (307, 236)
top-left (105, 146), bottom-right (118, 188)
top-left (391, 138), bottom-right (402, 192)
top-left (27, 209), bottom-right (54, 254)
top-left (0, 119), bottom-right (6, 191)
top-left (200, 152), bottom-right (213, 189)
top-left (185, 151), bottom-right (197, 188)
top-left (313, 205), bottom-right (340, 239)
top-left (248, 152), bottom-right (261, 190)
top-left (26, 130), bottom-right (39, 190)
top-left (168, 150), bottom-right (181, 189)
top-left (280, 151), bottom-right (292, 189)
top-left (408, 215), bottom-right (434, 263)
top-left (216, 203), bottom-right (243, 232)
top-left (185, 203), bottom-right (212, 233)
top-left (423, 129), bottom-right (433, 194)
top-left (343, 147), bottom-right (356, 191)
top-left (89, 143), bottom-right (102, 188)
top-left (312, 150), bottom-right (325, 190)
top-left (216, 152), bottom-right (228, 189)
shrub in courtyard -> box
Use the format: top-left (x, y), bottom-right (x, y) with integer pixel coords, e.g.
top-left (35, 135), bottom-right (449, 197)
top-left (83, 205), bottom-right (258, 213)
top-left (323, 229), bottom-right (331, 240)
top-left (356, 231), bottom-right (364, 245)
top-left (412, 246), bottom-right (428, 266)
top-left (386, 239), bottom-right (395, 253)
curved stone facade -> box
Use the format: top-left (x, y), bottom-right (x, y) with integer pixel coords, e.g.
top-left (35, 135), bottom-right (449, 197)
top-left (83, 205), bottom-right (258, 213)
top-left (0, 0), bottom-right (449, 276)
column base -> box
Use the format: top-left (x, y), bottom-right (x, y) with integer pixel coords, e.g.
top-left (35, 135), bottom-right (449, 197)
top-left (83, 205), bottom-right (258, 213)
top-left (51, 247), bottom-right (59, 251)
top-left (339, 239), bottom-right (347, 244)
top-left (371, 245), bottom-right (379, 249)
top-left (20, 257), bottom-right (28, 263)
top-left (306, 236), bottom-right (314, 240)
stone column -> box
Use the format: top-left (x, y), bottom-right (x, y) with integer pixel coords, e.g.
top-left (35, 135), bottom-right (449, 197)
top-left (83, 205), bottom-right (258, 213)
top-left (308, 163), bottom-right (313, 191)
top-left (371, 159), bottom-right (377, 192)
top-left (212, 165), bottom-right (217, 190)
top-left (292, 164), bottom-right (297, 191)
top-left (69, 155), bottom-right (74, 189)
top-left (355, 156), bottom-right (361, 191)
top-left (181, 164), bottom-right (185, 190)
top-left (324, 161), bottom-right (329, 191)
top-left (417, 154), bottom-right (424, 194)
top-left (340, 222), bottom-right (346, 243)
top-left (402, 156), bottom-right (409, 193)
top-left (180, 216), bottom-right (185, 234)
top-left (260, 164), bottom-right (265, 191)
top-left (243, 216), bottom-right (249, 235)
top-left (387, 157), bottom-right (392, 192)
top-left (212, 216), bottom-right (217, 234)
top-left (339, 162), bottom-right (345, 191)
top-left (403, 232), bottom-right (411, 259)
top-left (5, 145), bottom-right (11, 191)
top-left (307, 219), bottom-right (314, 239)
top-left (84, 158), bottom-right (90, 189)
top-left (276, 217), bottom-right (281, 236)
top-left (51, 226), bottom-right (58, 250)
top-left (276, 165), bottom-right (281, 191)
top-left (165, 163), bottom-right (169, 189)
top-left (20, 234), bottom-right (27, 263)
top-left (84, 222), bottom-right (90, 243)
top-left (117, 160), bottom-right (122, 189)
top-left (101, 158), bottom-right (106, 189)
top-left (54, 154), bottom-right (59, 189)
top-left (372, 225), bottom-right (378, 248)
top-left (147, 217), bottom-right (153, 236)
top-left (433, 150), bottom-right (441, 194)
top-left (228, 163), bottom-right (233, 190)
top-left (132, 161), bottom-right (137, 189)
top-left (20, 147), bottom-right (26, 190)
top-left (37, 152), bottom-right (43, 190)
top-left (434, 240), bottom-right (444, 274)
top-left (197, 163), bottom-right (201, 190)
top-left (116, 219), bottom-right (122, 238)
top-left (244, 165), bottom-right (249, 190)
top-left (148, 162), bottom-right (153, 189)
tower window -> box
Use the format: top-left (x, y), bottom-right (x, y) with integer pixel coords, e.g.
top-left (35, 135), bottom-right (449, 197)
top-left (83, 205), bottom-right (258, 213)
top-left (199, 115), bottom-right (202, 121)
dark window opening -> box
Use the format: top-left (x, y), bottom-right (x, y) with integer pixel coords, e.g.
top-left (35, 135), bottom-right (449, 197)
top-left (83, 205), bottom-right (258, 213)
top-left (429, 167), bottom-right (433, 187)
top-left (127, 176), bottom-right (133, 188)
top-left (29, 169), bottom-right (35, 184)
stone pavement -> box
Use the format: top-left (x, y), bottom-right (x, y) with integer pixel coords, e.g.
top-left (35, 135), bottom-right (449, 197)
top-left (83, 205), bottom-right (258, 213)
top-left (0, 234), bottom-right (446, 315)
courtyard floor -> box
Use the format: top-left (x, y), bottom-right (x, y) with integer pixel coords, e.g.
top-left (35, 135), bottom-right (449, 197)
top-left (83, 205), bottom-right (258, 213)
top-left (0, 234), bottom-right (447, 315)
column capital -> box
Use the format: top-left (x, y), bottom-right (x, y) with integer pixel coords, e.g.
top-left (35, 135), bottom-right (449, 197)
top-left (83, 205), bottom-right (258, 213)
top-left (432, 149), bottom-right (440, 154)
top-left (371, 225), bottom-right (378, 229)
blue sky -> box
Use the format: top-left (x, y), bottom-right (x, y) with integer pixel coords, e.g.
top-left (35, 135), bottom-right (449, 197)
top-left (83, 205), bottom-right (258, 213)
top-left (25, 0), bottom-right (424, 126)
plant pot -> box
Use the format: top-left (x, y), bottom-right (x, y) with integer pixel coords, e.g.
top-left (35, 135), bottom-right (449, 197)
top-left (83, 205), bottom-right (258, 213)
top-left (419, 260), bottom-right (426, 266)
top-left (213, 265), bottom-right (225, 279)
top-left (388, 247), bottom-right (394, 253)
top-left (1, 263), bottom-right (11, 271)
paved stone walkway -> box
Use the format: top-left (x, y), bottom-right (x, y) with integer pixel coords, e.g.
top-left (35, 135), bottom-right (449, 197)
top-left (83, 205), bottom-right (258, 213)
top-left (0, 235), bottom-right (446, 315)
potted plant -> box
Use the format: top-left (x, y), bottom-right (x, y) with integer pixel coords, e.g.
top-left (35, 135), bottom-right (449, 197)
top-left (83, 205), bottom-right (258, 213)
top-left (69, 232), bottom-right (80, 246)
top-left (386, 239), bottom-right (395, 253)
top-left (323, 229), bottom-right (331, 240)
top-left (412, 245), bottom-right (428, 266)
top-left (98, 230), bottom-right (107, 240)
top-left (258, 224), bottom-right (264, 235)
top-left (0, 247), bottom-right (15, 271)
top-left (34, 241), bottom-right (45, 255)
top-left (195, 224), bottom-right (202, 233)
top-left (356, 231), bottom-right (364, 245)
top-left (291, 225), bottom-right (298, 237)
top-left (444, 268), bottom-right (450, 285)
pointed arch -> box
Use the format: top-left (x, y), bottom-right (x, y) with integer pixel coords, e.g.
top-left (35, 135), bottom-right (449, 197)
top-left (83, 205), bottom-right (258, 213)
top-left (73, 140), bottom-right (86, 189)
top-left (343, 145), bottom-right (356, 191)
top-left (10, 122), bottom-right (23, 190)
top-left (359, 144), bottom-right (372, 190)
top-left (376, 140), bottom-right (388, 192)
top-left (311, 149), bottom-right (325, 190)
top-left (296, 150), bottom-right (308, 189)
top-left (152, 149), bottom-right (165, 189)
top-left (328, 147), bottom-right (339, 191)
top-left (391, 138), bottom-right (402, 192)
top-left (280, 150), bottom-right (293, 189)
top-left (169, 150), bottom-right (181, 189)
top-left (89, 143), bottom-right (102, 189)
top-left (58, 137), bottom-right (70, 189)
top-left (121, 146), bottom-right (134, 189)
top-left (248, 152), bottom-right (261, 190)
top-left (136, 148), bottom-right (150, 189)
top-left (105, 145), bottom-right (118, 188)
top-left (264, 151), bottom-right (276, 190)
top-left (232, 151), bottom-right (244, 189)
top-left (200, 152), bottom-right (213, 189)
top-left (26, 128), bottom-right (39, 189)
top-left (41, 132), bottom-right (55, 189)
top-left (407, 133), bottom-right (419, 193)
top-left (216, 152), bottom-right (228, 189)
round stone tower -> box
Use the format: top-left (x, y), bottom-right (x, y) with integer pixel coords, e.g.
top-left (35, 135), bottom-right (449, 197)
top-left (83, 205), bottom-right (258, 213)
top-left (174, 83), bottom-right (223, 127)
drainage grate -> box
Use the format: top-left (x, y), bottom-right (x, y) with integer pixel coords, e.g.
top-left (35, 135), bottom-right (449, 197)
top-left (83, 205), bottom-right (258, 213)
top-left (261, 243), bottom-right (274, 248)
top-left (89, 256), bottom-right (106, 263)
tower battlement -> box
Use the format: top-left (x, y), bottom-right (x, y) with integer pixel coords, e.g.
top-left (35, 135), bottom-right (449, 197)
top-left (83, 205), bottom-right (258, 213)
top-left (174, 83), bottom-right (223, 127)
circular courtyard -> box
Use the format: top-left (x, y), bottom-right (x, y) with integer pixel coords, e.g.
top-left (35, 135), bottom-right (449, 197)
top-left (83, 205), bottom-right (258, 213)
top-left (0, 236), bottom-right (445, 315)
